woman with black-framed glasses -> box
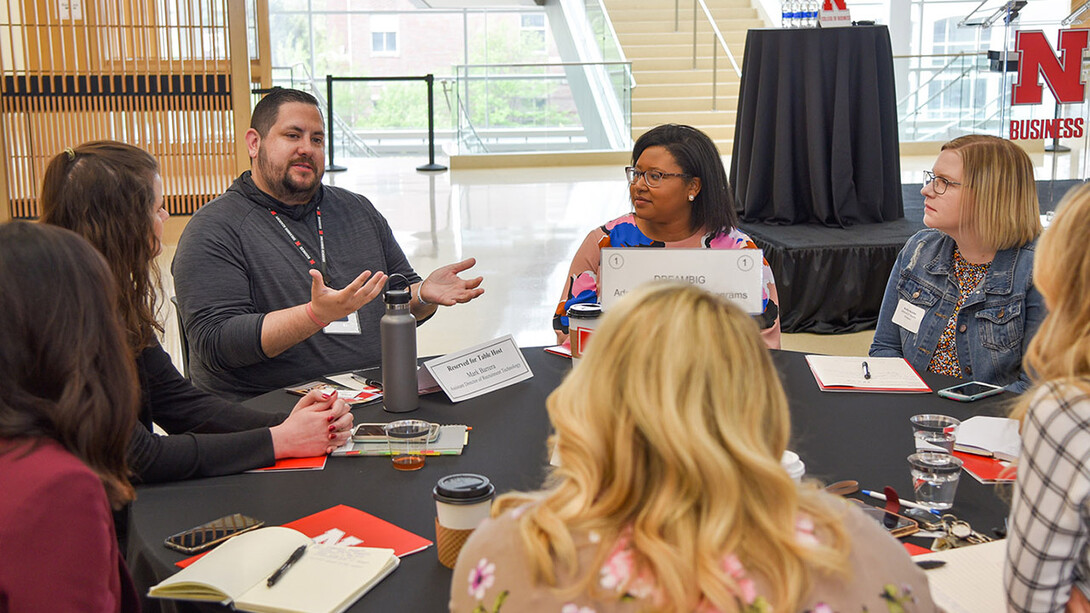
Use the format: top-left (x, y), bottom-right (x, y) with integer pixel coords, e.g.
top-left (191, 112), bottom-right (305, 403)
top-left (552, 124), bottom-right (781, 348)
top-left (870, 134), bottom-right (1045, 392)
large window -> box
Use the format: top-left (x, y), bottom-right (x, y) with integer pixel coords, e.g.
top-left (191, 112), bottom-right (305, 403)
top-left (370, 15), bottom-right (398, 57)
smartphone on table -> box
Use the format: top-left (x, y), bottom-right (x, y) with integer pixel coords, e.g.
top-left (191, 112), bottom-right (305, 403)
top-left (352, 422), bottom-right (441, 443)
top-left (858, 505), bottom-right (919, 538)
top-left (163, 513), bottom-right (264, 554)
top-left (937, 381), bottom-right (1005, 402)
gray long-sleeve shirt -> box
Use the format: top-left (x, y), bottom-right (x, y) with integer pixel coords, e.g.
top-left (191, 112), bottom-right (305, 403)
top-left (172, 173), bottom-right (420, 400)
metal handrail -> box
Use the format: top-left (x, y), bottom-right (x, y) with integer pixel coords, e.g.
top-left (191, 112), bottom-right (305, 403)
top-left (587, 0), bottom-right (636, 87)
top-left (894, 52), bottom-right (982, 109)
top-left (673, 0), bottom-right (742, 111)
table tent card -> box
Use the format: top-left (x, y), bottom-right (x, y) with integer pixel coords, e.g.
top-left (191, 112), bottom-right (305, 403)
top-left (599, 248), bottom-right (764, 314)
top-left (424, 335), bottom-right (533, 402)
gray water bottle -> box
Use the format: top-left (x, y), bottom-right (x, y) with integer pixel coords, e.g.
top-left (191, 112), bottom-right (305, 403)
top-left (381, 276), bottom-right (418, 413)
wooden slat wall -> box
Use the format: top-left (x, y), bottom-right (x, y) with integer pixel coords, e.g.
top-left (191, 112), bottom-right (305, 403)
top-left (0, 0), bottom-right (240, 217)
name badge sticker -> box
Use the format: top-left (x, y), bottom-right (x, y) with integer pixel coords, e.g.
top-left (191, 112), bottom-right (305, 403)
top-left (424, 335), bottom-right (534, 402)
top-left (324, 311), bottom-right (362, 335)
top-left (892, 299), bottom-right (925, 335)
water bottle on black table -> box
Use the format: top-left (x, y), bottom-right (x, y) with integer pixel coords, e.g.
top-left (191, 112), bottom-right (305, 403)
top-left (381, 274), bottom-right (418, 413)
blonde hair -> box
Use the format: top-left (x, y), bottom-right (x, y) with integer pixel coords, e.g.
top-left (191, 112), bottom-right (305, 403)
top-left (941, 134), bottom-right (1041, 251)
top-left (1013, 182), bottom-right (1090, 422)
top-left (496, 284), bottom-right (850, 611)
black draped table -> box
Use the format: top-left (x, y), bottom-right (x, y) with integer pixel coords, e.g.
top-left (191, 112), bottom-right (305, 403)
top-left (128, 349), bottom-right (1011, 612)
top-left (730, 26), bottom-right (903, 227)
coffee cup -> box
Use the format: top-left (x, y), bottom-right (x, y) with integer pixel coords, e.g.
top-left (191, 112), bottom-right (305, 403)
top-left (433, 473), bottom-right (495, 568)
top-left (781, 450), bottom-right (805, 482)
top-left (568, 303), bottom-right (603, 367)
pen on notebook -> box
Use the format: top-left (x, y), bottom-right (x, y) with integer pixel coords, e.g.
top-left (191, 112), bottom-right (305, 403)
top-left (266, 544), bottom-right (307, 587)
top-left (861, 361), bottom-right (871, 380)
top-left (350, 373), bottom-right (383, 389)
top-left (860, 489), bottom-right (940, 516)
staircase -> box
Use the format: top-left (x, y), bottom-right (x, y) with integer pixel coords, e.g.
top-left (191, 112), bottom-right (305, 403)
top-left (602, 0), bottom-right (767, 154)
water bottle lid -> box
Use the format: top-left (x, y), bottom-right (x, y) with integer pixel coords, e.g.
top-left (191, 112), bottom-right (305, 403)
top-left (384, 287), bottom-right (411, 304)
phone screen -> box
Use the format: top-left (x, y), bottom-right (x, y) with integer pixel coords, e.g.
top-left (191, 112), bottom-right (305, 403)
top-left (355, 424), bottom-right (387, 438)
top-left (164, 513), bottom-right (264, 553)
top-left (946, 382), bottom-right (999, 396)
top-left (860, 506), bottom-right (916, 533)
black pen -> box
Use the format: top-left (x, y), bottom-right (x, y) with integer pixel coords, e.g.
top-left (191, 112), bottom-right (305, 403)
top-left (862, 361), bottom-right (871, 380)
top-left (266, 544), bottom-right (307, 587)
top-left (350, 373), bottom-right (383, 389)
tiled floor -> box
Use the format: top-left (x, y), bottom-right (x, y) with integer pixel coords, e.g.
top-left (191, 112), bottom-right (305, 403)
top-left (157, 147), bottom-right (1085, 371)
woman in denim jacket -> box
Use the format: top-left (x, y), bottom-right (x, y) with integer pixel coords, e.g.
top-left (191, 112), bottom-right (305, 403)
top-left (870, 135), bottom-right (1044, 392)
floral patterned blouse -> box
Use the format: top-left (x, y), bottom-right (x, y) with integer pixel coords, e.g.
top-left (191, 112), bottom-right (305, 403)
top-left (450, 499), bottom-right (938, 613)
top-left (553, 214), bottom-right (781, 348)
top-left (927, 249), bottom-right (991, 378)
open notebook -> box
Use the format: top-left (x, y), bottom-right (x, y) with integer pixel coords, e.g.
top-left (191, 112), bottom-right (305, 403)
top-left (149, 526), bottom-right (398, 613)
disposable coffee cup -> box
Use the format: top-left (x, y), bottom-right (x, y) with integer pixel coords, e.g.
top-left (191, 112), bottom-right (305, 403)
top-left (781, 450), bottom-right (805, 482)
top-left (910, 414), bottom-right (960, 454)
top-left (568, 303), bottom-right (603, 368)
top-left (433, 473), bottom-right (495, 568)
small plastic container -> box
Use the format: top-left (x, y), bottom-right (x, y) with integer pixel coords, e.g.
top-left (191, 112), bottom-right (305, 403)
top-left (384, 419), bottom-right (431, 471)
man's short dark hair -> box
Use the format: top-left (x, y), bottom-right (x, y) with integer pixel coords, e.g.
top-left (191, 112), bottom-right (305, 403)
top-left (250, 88), bottom-right (321, 136)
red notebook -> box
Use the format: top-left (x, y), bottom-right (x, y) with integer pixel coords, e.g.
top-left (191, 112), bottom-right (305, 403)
top-left (245, 455), bottom-right (328, 473)
top-left (176, 504), bottom-right (432, 568)
top-left (952, 450), bottom-right (1017, 484)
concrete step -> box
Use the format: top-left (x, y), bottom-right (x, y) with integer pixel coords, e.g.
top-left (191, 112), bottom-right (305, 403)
top-left (614, 15), bottom-right (758, 32)
top-left (607, 8), bottom-right (764, 24)
top-left (632, 68), bottom-right (741, 85)
top-left (611, 15), bottom-right (761, 31)
top-left (606, 0), bottom-right (754, 12)
top-left (634, 81), bottom-right (738, 98)
top-left (632, 95), bottom-right (739, 112)
top-left (633, 122), bottom-right (736, 145)
top-left (630, 54), bottom-right (746, 71)
top-left (635, 108), bottom-right (736, 124)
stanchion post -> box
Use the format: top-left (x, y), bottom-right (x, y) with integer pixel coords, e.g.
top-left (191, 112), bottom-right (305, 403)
top-left (326, 74), bottom-right (347, 172)
top-left (417, 73), bottom-right (447, 172)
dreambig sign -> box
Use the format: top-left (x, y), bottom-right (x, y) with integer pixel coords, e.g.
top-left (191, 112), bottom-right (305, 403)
top-left (1009, 29), bottom-right (1089, 139)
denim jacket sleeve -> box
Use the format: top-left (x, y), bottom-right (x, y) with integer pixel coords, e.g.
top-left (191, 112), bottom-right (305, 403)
top-left (1007, 280), bottom-right (1046, 393)
top-left (870, 239), bottom-right (913, 359)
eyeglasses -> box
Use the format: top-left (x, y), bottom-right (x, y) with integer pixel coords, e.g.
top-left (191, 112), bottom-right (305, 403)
top-left (625, 166), bottom-right (690, 188)
top-left (923, 170), bottom-right (962, 195)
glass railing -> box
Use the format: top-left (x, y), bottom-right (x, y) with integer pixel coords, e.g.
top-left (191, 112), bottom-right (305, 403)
top-left (452, 61), bottom-right (633, 154)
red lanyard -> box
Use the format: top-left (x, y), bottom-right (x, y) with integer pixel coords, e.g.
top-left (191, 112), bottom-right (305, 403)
top-left (269, 206), bottom-right (327, 282)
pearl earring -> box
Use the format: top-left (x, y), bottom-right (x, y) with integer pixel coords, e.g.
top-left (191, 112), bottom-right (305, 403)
top-left (688, 194), bottom-right (695, 201)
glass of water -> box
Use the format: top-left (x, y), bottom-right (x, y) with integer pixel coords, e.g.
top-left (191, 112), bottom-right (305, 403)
top-left (910, 414), bottom-right (960, 453)
top-left (908, 452), bottom-right (963, 510)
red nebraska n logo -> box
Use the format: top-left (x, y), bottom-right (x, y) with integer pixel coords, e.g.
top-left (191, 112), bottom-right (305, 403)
top-left (1012, 29), bottom-right (1089, 105)
top-left (822, 0), bottom-right (846, 9)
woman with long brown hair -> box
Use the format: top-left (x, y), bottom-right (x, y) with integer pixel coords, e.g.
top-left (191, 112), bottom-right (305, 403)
top-left (0, 222), bottom-right (139, 610)
top-left (40, 141), bottom-right (353, 482)
top-left (455, 284), bottom-right (934, 612)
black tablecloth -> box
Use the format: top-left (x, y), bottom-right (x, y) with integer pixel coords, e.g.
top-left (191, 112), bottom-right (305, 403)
top-left (127, 349), bottom-right (1011, 612)
top-left (730, 26), bottom-right (903, 227)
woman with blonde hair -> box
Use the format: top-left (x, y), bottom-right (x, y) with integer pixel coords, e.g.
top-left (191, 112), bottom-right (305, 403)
top-left (1006, 182), bottom-right (1090, 612)
top-left (453, 284), bottom-right (934, 612)
top-left (871, 134), bottom-right (1044, 392)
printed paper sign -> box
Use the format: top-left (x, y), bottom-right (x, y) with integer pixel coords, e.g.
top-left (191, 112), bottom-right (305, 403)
top-left (599, 248), bottom-right (764, 314)
top-left (424, 335), bottom-right (533, 402)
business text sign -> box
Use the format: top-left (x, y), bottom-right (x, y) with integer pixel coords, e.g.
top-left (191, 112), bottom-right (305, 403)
top-left (1009, 29), bottom-right (1089, 140)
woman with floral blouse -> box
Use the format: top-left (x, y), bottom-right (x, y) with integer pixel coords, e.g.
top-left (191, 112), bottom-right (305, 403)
top-left (553, 124), bottom-right (780, 349)
top-left (453, 284), bottom-right (936, 612)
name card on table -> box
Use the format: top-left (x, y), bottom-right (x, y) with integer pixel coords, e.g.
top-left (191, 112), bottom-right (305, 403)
top-left (424, 335), bottom-right (533, 402)
top-left (599, 248), bottom-right (764, 314)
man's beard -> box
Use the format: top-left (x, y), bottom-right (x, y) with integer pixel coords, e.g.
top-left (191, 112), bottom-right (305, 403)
top-left (256, 147), bottom-right (321, 204)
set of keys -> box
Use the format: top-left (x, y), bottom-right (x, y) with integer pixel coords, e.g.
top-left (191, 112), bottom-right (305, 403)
top-left (921, 514), bottom-right (994, 550)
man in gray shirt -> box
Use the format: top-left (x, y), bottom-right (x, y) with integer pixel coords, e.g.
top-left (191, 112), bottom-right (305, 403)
top-left (173, 88), bottom-right (484, 400)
